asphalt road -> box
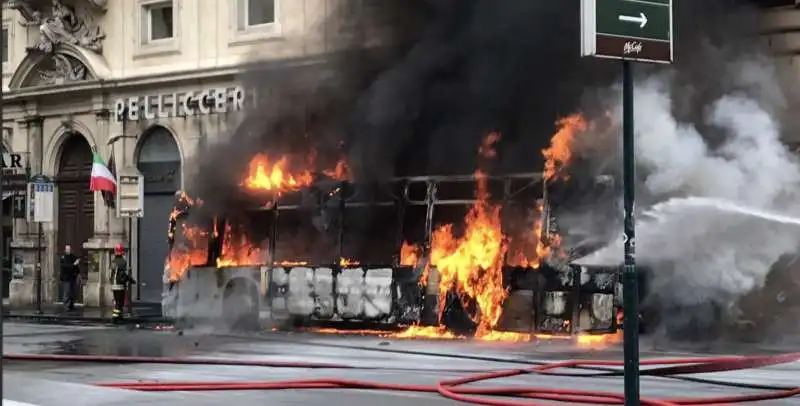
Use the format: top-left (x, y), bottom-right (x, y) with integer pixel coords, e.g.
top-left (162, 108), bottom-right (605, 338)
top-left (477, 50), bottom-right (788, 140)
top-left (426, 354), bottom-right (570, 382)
top-left (2, 321), bottom-right (798, 405)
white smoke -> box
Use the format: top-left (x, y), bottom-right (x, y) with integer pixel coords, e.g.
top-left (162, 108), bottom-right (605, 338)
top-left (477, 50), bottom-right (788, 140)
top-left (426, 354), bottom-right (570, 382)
top-left (578, 197), bottom-right (800, 307)
top-left (573, 59), bottom-right (800, 315)
top-left (633, 76), bottom-right (800, 208)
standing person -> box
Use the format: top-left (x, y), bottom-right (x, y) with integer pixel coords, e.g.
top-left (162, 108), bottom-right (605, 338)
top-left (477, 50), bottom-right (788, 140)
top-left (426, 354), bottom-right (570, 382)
top-left (59, 245), bottom-right (80, 310)
top-left (110, 243), bottom-right (133, 322)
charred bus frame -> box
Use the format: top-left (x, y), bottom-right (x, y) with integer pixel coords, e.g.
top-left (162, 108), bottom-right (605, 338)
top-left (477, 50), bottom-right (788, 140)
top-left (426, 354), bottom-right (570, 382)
top-left (193, 172), bottom-right (619, 336)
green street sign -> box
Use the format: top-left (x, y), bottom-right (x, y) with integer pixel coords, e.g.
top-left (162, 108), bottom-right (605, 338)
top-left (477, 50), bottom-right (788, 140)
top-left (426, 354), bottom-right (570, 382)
top-left (581, 0), bottom-right (673, 64)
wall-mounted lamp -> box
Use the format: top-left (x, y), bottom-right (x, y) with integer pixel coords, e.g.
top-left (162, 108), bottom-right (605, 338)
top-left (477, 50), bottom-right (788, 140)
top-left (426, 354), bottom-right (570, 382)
top-left (107, 133), bottom-right (137, 146)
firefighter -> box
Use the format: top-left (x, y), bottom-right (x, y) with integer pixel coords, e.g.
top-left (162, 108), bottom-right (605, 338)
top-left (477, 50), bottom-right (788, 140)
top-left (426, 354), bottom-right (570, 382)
top-left (110, 244), bottom-right (134, 322)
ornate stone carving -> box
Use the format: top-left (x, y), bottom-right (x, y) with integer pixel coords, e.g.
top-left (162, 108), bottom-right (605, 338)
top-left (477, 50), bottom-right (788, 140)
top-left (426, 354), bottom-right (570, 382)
top-left (37, 53), bottom-right (86, 84)
top-left (8, 0), bottom-right (106, 54)
top-left (6, 0), bottom-right (107, 19)
top-left (4, 0), bottom-right (45, 21)
top-left (84, 0), bottom-right (107, 10)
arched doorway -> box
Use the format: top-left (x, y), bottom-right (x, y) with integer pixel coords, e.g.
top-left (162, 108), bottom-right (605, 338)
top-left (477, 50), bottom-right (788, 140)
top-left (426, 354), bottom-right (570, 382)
top-left (136, 126), bottom-right (181, 303)
top-left (57, 133), bottom-right (95, 304)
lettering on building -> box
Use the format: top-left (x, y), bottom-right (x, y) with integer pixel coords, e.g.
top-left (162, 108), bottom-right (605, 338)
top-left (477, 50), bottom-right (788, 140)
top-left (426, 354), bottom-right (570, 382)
top-left (623, 41), bottom-right (643, 55)
top-left (114, 86), bottom-right (247, 122)
top-left (1, 153), bottom-right (26, 170)
top-left (144, 168), bottom-right (178, 185)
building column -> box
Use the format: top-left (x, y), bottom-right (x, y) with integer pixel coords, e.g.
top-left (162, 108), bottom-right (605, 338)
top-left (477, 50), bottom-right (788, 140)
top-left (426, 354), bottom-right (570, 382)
top-left (92, 109), bottom-right (112, 238)
top-left (8, 116), bottom-right (44, 308)
top-left (28, 115), bottom-right (44, 173)
top-left (82, 109), bottom-right (124, 308)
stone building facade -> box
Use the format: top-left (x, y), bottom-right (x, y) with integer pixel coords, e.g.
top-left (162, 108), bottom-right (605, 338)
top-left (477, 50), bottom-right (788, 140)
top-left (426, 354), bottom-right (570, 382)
top-left (1, 0), bottom-right (384, 309)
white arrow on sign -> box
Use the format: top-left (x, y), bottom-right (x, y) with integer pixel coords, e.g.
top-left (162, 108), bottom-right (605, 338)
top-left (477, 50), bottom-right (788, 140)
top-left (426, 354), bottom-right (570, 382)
top-left (618, 12), bottom-right (648, 29)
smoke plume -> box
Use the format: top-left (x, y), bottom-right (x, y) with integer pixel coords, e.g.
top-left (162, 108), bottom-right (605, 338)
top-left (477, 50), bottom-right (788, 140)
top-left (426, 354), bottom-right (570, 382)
top-left (183, 0), bottom-right (800, 334)
top-left (190, 0), bottom-right (622, 206)
top-left (568, 1), bottom-right (800, 335)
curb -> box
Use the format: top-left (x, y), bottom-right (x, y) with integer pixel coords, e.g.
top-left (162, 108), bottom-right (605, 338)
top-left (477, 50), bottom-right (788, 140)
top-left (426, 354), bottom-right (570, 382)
top-left (3, 312), bottom-right (172, 325)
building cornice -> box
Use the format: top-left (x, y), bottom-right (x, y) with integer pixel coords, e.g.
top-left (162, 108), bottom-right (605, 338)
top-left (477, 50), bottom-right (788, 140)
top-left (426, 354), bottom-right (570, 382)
top-left (1, 53), bottom-right (335, 105)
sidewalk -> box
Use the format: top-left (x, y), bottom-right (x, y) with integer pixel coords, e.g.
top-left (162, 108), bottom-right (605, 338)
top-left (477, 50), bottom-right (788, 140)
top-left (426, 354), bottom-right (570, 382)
top-left (2, 302), bottom-right (169, 324)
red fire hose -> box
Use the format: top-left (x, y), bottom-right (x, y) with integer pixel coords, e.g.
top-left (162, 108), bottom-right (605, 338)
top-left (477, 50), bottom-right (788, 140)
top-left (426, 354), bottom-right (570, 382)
top-left (5, 352), bottom-right (799, 405)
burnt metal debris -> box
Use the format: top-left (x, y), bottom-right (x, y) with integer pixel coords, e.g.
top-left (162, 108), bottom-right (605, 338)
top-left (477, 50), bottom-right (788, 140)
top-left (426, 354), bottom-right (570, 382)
top-left (171, 173), bottom-right (619, 336)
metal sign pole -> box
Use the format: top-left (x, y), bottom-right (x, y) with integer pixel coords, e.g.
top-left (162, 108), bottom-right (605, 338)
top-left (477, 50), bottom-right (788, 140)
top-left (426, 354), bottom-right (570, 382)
top-left (1, 141), bottom-right (4, 318)
top-left (621, 59), bottom-right (640, 406)
top-left (27, 177), bottom-right (54, 315)
top-left (115, 170), bottom-right (144, 315)
top-left (580, 2), bottom-right (673, 405)
top-left (127, 216), bottom-right (133, 316)
top-left (36, 222), bottom-right (43, 314)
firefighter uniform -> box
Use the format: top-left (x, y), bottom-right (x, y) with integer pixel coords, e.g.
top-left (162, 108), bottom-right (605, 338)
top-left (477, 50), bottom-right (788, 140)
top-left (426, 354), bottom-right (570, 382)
top-left (110, 245), bottom-right (134, 322)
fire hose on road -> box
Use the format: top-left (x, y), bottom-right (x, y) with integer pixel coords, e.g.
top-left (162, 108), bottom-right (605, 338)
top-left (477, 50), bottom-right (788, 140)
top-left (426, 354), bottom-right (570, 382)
top-left (4, 352), bottom-right (799, 405)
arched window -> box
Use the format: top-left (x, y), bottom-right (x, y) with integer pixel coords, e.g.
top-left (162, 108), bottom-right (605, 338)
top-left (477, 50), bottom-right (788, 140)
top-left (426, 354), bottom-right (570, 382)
top-left (136, 126), bottom-right (182, 303)
top-left (137, 126), bottom-right (180, 164)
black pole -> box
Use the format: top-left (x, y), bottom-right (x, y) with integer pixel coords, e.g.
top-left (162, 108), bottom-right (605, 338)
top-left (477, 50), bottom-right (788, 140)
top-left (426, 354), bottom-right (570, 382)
top-left (621, 60), bottom-right (640, 406)
top-left (35, 222), bottom-right (43, 314)
top-left (336, 181), bottom-right (346, 265)
top-left (127, 217), bottom-right (133, 315)
top-left (269, 202), bottom-right (278, 265)
top-left (393, 181), bottom-right (407, 267)
top-left (421, 181), bottom-right (437, 326)
top-left (0, 147), bottom-right (4, 309)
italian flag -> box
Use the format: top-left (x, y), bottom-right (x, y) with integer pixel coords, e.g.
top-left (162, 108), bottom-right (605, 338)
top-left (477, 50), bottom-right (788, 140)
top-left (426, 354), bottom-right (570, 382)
top-left (89, 151), bottom-right (117, 194)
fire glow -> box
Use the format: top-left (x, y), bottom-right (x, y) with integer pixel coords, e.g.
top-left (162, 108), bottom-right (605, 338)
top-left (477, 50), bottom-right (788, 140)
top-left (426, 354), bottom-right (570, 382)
top-left (164, 114), bottom-right (622, 349)
top-left (241, 152), bottom-right (350, 193)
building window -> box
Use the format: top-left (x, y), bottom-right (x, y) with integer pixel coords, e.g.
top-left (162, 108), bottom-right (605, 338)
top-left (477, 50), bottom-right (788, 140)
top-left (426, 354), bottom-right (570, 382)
top-left (2, 27), bottom-right (8, 63)
top-left (231, 0), bottom-right (280, 44)
top-left (237, 0), bottom-right (276, 31)
top-left (143, 1), bottom-right (174, 43)
top-left (247, 0), bottom-right (275, 27)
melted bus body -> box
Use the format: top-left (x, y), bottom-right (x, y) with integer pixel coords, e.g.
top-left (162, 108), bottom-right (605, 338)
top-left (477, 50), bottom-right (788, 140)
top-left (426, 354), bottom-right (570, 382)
top-left (162, 173), bottom-right (621, 336)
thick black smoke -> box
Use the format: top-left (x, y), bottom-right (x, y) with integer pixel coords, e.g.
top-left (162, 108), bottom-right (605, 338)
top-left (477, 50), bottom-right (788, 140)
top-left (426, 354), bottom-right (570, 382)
top-left (189, 1), bottom-right (432, 214)
top-left (191, 0), bottom-right (614, 211)
top-left (192, 0), bottom-right (778, 203)
top-left (187, 0), bottom-right (788, 260)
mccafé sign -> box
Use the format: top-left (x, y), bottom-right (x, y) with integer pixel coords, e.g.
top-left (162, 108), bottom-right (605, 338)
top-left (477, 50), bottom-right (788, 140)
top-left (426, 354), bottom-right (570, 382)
top-left (114, 86), bottom-right (246, 122)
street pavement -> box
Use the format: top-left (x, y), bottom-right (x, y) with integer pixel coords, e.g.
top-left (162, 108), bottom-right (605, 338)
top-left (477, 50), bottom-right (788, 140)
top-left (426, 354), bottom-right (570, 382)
top-left (3, 302), bottom-right (164, 322)
top-left (2, 321), bottom-right (798, 405)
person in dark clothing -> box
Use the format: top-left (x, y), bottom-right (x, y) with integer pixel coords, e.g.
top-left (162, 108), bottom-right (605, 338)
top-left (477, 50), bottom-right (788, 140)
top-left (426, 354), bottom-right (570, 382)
top-left (110, 244), bottom-right (134, 322)
top-left (59, 245), bottom-right (80, 310)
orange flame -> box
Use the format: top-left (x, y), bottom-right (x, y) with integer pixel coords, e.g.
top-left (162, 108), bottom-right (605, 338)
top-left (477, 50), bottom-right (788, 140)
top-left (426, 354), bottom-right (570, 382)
top-left (275, 260), bottom-right (310, 267)
top-left (165, 152), bottom-right (355, 278)
top-left (165, 128), bottom-right (624, 348)
top-left (430, 170), bottom-right (507, 335)
top-left (576, 330), bottom-right (624, 349)
top-left (242, 153), bottom-right (315, 192)
top-left (323, 160), bottom-right (352, 180)
top-left (340, 257), bottom-right (360, 267)
top-left (425, 134), bottom-right (508, 336)
top-left (273, 259), bottom-right (359, 267)
top-left (392, 133), bottom-right (558, 341)
top-left (392, 325), bottom-right (460, 340)
top-left (167, 191), bottom-right (199, 242)
top-left (216, 223), bottom-right (265, 268)
top-left (543, 114), bottom-right (586, 181)
top-left (166, 224), bottom-right (210, 282)
top-left (400, 241), bottom-right (421, 266)
top-left (242, 152), bottom-right (351, 194)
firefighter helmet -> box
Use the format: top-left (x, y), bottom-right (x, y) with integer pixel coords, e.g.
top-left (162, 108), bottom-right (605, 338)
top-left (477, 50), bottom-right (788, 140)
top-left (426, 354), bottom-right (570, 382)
top-left (114, 244), bottom-right (125, 255)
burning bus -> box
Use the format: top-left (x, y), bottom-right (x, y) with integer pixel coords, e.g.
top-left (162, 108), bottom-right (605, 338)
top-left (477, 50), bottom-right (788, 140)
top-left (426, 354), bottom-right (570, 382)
top-left (161, 128), bottom-right (623, 340)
